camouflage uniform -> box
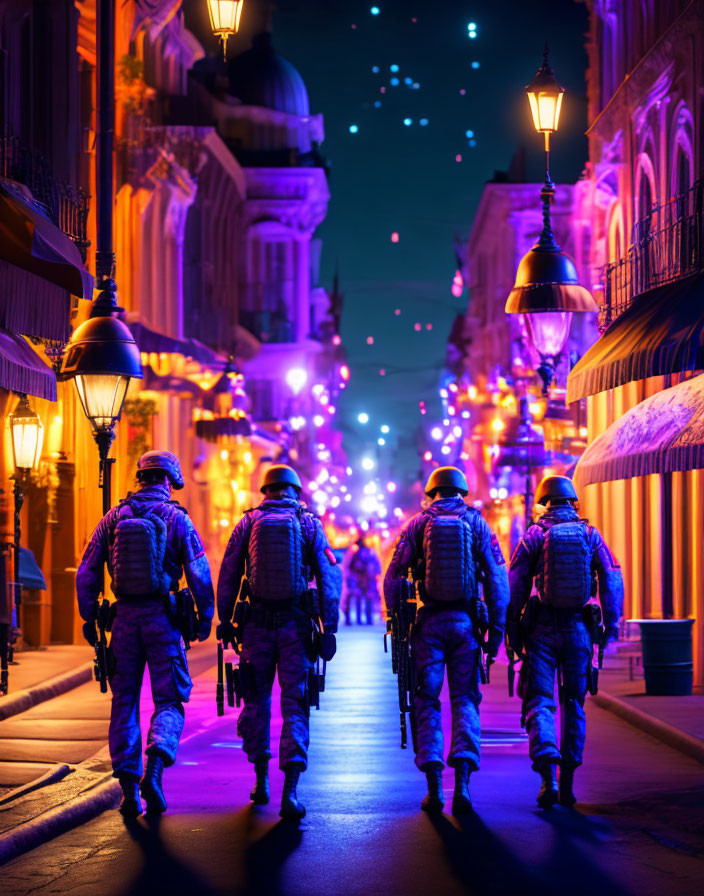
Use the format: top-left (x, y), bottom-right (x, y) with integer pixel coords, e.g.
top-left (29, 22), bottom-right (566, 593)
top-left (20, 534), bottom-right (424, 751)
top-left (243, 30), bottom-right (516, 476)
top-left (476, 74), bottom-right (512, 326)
top-left (508, 505), bottom-right (624, 772)
top-left (217, 497), bottom-right (340, 770)
top-left (384, 497), bottom-right (509, 772)
top-left (77, 483), bottom-right (214, 779)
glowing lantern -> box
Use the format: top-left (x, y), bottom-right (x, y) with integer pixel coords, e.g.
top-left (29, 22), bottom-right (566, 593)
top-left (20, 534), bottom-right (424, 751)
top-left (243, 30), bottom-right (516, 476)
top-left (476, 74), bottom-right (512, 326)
top-left (206, 0), bottom-right (244, 59)
top-left (10, 395), bottom-right (44, 472)
top-left (526, 46), bottom-right (564, 140)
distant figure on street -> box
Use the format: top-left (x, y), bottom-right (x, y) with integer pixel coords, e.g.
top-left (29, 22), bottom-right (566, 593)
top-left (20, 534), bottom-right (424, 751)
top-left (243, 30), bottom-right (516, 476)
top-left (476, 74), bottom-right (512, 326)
top-left (77, 451), bottom-right (214, 817)
top-left (507, 475), bottom-right (623, 808)
top-left (343, 537), bottom-right (382, 625)
top-left (217, 465), bottom-right (341, 821)
top-left (384, 466), bottom-right (509, 814)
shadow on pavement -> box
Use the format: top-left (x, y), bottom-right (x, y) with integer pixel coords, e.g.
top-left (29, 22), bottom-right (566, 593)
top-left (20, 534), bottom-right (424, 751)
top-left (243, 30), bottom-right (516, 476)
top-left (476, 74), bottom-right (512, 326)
top-left (429, 808), bottom-right (631, 896)
top-left (121, 816), bottom-right (220, 896)
top-left (241, 810), bottom-right (303, 896)
top-left (428, 811), bottom-right (543, 896)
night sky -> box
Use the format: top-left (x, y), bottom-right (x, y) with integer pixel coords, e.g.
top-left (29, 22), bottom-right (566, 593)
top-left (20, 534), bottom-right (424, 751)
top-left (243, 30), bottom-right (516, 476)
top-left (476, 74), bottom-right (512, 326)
top-left (190, 0), bottom-right (591, 487)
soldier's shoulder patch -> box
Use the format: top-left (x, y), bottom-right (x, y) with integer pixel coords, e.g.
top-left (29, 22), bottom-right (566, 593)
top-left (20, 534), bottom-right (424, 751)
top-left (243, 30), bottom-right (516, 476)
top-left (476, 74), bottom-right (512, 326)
top-left (490, 533), bottom-right (506, 565)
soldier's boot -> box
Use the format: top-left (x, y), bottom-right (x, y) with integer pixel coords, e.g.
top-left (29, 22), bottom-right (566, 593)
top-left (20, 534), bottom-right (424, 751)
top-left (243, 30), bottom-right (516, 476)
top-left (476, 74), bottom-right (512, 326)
top-left (536, 762), bottom-right (559, 809)
top-left (118, 775), bottom-right (142, 818)
top-left (280, 764), bottom-right (306, 821)
top-left (421, 763), bottom-right (444, 813)
top-left (451, 761), bottom-right (473, 815)
top-left (250, 759), bottom-right (270, 805)
top-left (558, 766), bottom-right (577, 807)
top-left (141, 752), bottom-right (168, 815)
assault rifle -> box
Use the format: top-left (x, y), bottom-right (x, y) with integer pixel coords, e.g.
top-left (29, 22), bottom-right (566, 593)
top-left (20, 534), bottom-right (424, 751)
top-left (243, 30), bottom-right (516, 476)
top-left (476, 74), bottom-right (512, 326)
top-left (216, 629), bottom-right (249, 717)
top-left (384, 572), bottom-right (419, 750)
top-left (471, 596), bottom-right (494, 684)
top-left (583, 603), bottom-right (605, 695)
top-left (93, 598), bottom-right (112, 694)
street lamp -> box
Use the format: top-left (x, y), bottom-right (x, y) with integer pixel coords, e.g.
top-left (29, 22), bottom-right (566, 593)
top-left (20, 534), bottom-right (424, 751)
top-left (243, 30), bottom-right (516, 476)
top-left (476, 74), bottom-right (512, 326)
top-left (59, 0), bottom-right (142, 515)
top-left (207, 0), bottom-right (245, 59)
top-left (9, 394), bottom-right (44, 645)
top-left (506, 46), bottom-right (597, 392)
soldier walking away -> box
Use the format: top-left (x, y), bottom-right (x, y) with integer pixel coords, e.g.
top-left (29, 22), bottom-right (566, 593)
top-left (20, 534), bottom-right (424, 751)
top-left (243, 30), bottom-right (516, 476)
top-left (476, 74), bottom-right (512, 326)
top-left (76, 451), bottom-right (214, 818)
top-left (344, 537), bottom-right (382, 625)
top-left (507, 475), bottom-right (623, 808)
top-left (384, 467), bottom-right (509, 815)
top-left (217, 465), bottom-right (341, 821)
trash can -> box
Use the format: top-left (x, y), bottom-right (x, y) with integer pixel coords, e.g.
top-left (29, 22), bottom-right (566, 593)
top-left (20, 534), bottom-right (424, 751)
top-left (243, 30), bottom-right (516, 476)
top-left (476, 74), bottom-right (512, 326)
top-left (636, 619), bottom-right (694, 696)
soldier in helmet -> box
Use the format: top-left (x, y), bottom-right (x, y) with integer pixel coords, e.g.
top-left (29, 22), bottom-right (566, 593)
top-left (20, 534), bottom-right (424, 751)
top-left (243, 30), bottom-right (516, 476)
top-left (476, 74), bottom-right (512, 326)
top-left (507, 475), bottom-right (623, 808)
top-left (384, 466), bottom-right (509, 814)
top-left (217, 464), bottom-right (341, 821)
top-left (76, 451), bottom-right (214, 817)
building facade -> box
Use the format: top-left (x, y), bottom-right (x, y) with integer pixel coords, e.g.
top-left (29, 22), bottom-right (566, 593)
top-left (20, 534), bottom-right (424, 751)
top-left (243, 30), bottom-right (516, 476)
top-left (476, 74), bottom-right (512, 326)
top-left (568, 0), bottom-right (704, 685)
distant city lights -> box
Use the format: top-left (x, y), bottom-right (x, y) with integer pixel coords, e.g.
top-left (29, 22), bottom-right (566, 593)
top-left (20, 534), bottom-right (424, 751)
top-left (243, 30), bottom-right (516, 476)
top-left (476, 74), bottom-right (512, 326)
top-left (391, 231), bottom-right (400, 243)
top-left (366, 335), bottom-right (375, 345)
top-left (403, 118), bottom-right (413, 126)
top-left (361, 457), bottom-right (375, 471)
top-left (471, 61), bottom-right (480, 69)
top-left (423, 450), bottom-right (432, 461)
top-left (285, 367), bottom-right (308, 395)
top-left (431, 427), bottom-right (443, 441)
top-left (349, 124), bottom-right (359, 134)
top-left (358, 412), bottom-right (370, 424)
top-left (381, 424), bottom-right (390, 433)
top-left (340, 364), bottom-right (350, 380)
top-left (371, 6), bottom-right (380, 15)
top-left (387, 481), bottom-right (397, 493)
top-left (390, 64), bottom-right (399, 72)
top-left (377, 437), bottom-right (386, 446)
top-left (420, 118), bottom-right (429, 126)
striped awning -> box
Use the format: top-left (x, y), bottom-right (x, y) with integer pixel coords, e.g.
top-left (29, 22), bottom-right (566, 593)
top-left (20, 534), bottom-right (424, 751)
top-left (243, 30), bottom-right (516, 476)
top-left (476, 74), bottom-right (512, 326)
top-left (0, 327), bottom-right (57, 401)
top-left (574, 374), bottom-right (704, 489)
top-left (567, 272), bottom-right (704, 403)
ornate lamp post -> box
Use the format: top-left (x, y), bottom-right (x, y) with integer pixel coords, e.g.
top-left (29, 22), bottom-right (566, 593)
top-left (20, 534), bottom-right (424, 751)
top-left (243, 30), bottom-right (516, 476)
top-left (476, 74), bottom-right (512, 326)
top-left (505, 46), bottom-right (597, 394)
top-left (206, 0), bottom-right (245, 59)
top-left (9, 394), bottom-right (44, 646)
top-left (59, 0), bottom-right (142, 515)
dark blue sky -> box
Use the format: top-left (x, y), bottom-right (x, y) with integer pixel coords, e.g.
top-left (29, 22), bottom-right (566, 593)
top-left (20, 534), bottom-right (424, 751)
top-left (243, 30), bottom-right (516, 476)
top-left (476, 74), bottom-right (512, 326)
top-left (190, 1), bottom-right (591, 483)
top-left (272, 1), bottom-right (590, 481)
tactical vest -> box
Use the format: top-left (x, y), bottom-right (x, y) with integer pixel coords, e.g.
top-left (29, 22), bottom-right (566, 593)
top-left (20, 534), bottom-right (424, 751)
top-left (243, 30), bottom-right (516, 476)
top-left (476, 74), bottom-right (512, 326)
top-left (109, 501), bottom-right (171, 598)
top-left (247, 505), bottom-right (312, 602)
top-left (536, 521), bottom-right (592, 609)
top-left (422, 507), bottom-right (476, 603)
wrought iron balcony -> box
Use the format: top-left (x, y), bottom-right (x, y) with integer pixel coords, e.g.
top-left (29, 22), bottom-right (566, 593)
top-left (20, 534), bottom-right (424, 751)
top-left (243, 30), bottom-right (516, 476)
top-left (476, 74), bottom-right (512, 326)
top-left (0, 136), bottom-right (90, 262)
top-left (599, 179), bottom-right (704, 332)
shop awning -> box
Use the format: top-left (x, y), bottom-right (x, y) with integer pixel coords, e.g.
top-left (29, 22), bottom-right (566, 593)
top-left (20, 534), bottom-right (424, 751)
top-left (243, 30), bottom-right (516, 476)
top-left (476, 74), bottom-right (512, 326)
top-left (124, 318), bottom-right (230, 369)
top-left (574, 374), bottom-right (704, 489)
top-left (567, 272), bottom-right (704, 403)
top-left (0, 260), bottom-right (72, 342)
top-left (0, 178), bottom-right (93, 299)
top-left (0, 327), bottom-right (57, 401)
top-left (18, 547), bottom-right (46, 590)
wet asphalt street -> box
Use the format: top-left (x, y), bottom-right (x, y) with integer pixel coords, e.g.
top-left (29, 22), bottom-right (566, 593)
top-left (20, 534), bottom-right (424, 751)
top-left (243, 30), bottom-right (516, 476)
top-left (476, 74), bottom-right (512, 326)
top-left (1, 626), bottom-right (702, 896)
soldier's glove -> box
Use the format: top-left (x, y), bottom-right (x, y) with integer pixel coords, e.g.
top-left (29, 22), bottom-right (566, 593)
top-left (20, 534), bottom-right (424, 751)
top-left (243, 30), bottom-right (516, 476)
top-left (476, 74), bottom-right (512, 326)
top-left (196, 617), bottom-right (212, 643)
top-left (216, 620), bottom-right (237, 648)
top-left (82, 620), bottom-right (98, 647)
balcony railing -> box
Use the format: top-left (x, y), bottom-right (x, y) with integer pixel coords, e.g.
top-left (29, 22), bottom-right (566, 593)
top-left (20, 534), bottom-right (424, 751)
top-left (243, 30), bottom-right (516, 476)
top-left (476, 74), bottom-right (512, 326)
top-left (599, 179), bottom-right (704, 332)
top-left (0, 136), bottom-right (90, 262)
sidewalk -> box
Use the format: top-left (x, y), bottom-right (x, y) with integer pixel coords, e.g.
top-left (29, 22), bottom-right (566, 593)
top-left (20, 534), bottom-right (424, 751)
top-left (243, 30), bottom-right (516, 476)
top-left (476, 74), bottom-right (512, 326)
top-left (591, 641), bottom-right (704, 764)
top-left (0, 644), bottom-right (94, 724)
top-left (0, 639), bottom-right (216, 864)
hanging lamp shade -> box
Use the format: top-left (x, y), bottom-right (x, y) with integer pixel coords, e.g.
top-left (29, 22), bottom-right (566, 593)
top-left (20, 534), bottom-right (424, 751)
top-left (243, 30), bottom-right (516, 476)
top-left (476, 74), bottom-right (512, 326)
top-left (59, 315), bottom-right (142, 433)
top-left (505, 244), bottom-right (597, 314)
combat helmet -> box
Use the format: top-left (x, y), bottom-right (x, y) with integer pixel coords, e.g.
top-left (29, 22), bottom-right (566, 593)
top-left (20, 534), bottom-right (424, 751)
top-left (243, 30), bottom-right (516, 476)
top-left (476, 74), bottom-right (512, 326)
top-left (136, 450), bottom-right (184, 490)
top-left (260, 464), bottom-right (302, 495)
top-left (424, 466), bottom-right (469, 497)
top-left (534, 475), bottom-right (578, 506)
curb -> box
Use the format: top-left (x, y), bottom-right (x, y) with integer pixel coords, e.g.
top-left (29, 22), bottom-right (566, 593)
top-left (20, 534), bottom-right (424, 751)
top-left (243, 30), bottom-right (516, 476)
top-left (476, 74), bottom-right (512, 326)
top-left (592, 690), bottom-right (704, 765)
top-left (0, 776), bottom-right (120, 866)
top-left (0, 663), bottom-right (93, 721)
